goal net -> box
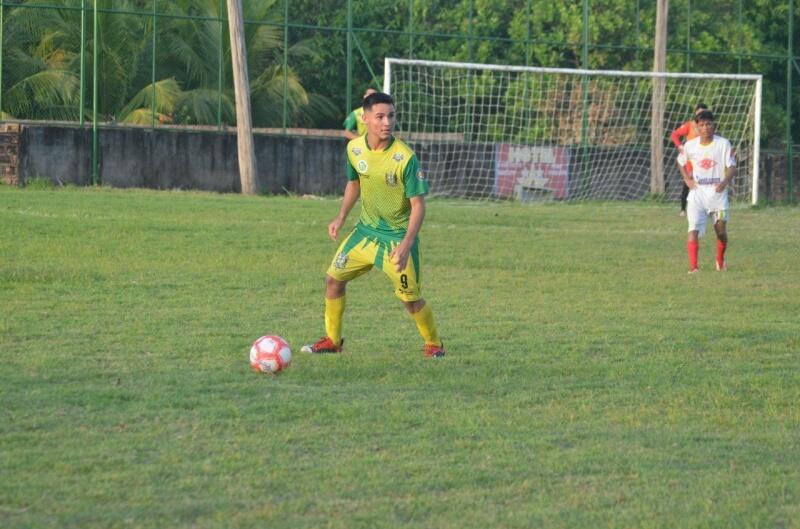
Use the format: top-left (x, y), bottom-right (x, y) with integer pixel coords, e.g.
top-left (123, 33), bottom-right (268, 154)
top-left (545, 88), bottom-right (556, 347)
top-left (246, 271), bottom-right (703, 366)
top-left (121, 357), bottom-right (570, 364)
top-left (384, 58), bottom-right (762, 204)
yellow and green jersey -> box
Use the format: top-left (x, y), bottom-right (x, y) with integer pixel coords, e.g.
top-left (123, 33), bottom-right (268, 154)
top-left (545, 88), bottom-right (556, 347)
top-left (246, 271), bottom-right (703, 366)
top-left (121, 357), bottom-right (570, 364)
top-left (343, 106), bottom-right (368, 136)
top-left (345, 134), bottom-right (429, 240)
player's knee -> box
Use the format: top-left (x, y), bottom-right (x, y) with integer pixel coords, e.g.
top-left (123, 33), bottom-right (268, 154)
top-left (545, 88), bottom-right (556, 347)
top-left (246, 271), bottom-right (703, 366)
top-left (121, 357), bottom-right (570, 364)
top-left (403, 298), bottom-right (426, 314)
top-left (325, 275), bottom-right (347, 297)
top-left (714, 223), bottom-right (727, 241)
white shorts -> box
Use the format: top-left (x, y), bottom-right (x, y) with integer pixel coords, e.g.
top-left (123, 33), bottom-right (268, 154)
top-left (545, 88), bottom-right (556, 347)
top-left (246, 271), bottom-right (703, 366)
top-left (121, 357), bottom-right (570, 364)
top-left (687, 186), bottom-right (729, 236)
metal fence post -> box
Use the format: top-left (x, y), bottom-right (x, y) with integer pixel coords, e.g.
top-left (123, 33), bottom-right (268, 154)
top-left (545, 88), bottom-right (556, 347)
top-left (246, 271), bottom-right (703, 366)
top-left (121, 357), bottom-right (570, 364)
top-left (283, 0), bottom-right (288, 132)
top-left (0, 1), bottom-right (4, 117)
top-left (346, 0), bottom-right (352, 114)
top-left (787, 0), bottom-right (794, 201)
top-left (737, 0), bottom-right (743, 73)
top-left (635, 0), bottom-right (641, 68)
top-left (526, 0), bottom-right (532, 66)
top-left (79, 0), bottom-right (86, 126)
top-left (218, 0), bottom-right (224, 129)
top-left (580, 0), bottom-right (590, 196)
top-left (686, 0), bottom-right (691, 71)
top-left (151, 0), bottom-right (157, 130)
top-left (467, 0), bottom-right (473, 61)
top-left (407, 0), bottom-right (413, 59)
top-left (92, 0), bottom-right (99, 185)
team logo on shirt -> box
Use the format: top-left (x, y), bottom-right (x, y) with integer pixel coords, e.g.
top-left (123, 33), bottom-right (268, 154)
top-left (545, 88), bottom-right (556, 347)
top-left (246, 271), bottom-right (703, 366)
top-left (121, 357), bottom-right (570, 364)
top-left (392, 153), bottom-right (404, 162)
top-left (352, 147), bottom-right (362, 155)
top-left (334, 251), bottom-right (348, 270)
top-left (357, 160), bottom-right (368, 173)
top-left (385, 171), bottom-right (398, 186)
top-left (698, 158), bottom-right (717, 170)
top-left (417, 170), bottom-right (426, 180)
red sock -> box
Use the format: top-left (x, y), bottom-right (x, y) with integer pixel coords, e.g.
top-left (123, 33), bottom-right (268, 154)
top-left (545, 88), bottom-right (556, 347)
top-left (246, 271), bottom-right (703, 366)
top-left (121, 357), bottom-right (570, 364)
top-left (716, 240), bottom-right (727, 266)
top-left (687, 240), bottom-right (699, 270)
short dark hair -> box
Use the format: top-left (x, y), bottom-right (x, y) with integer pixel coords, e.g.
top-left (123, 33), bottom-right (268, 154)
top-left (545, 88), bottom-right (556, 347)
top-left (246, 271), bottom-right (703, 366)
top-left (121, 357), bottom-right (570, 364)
top-left (694, 102), bottom-right (709, 113)
top-left (694, 109), bottom-right (714, 122)
top-left (363, 92), bottom-right (395, 111)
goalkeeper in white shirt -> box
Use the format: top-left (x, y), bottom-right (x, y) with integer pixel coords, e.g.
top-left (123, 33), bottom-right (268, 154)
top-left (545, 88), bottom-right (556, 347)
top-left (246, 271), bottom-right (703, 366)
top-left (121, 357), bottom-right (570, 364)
top-left (677, 110), bottom-right (737, 274)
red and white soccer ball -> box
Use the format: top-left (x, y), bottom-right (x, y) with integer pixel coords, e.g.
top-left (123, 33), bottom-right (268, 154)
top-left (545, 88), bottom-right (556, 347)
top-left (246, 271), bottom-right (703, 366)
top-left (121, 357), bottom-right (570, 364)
top-left (249, 335), bottom-right (292, 374)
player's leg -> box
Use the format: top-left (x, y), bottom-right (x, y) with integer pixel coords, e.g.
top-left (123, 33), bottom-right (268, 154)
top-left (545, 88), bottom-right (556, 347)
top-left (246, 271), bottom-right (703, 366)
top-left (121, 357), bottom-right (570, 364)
top-left (687, 230), bottom-right (700, 274)
top-left (403, 298), bottom-right (444, 358)
top-left (321, 275), bottom-right (347, 349)
top-left (302, 230), bottom-right (374, 353)
top-left (382, 241), bottom-right (444, 357)
top-left (712, 211), bottom-right (729, 271)
top-left (680, 162), bottom-right (693, 216)
top-left (680, 183), bottom-right (690, 216)
top-left (685, 191), bottom-right (706, 273)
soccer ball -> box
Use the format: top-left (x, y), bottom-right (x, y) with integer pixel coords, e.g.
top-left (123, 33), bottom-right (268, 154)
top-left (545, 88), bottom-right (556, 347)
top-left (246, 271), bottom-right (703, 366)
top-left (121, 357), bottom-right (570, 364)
top-left (249, 335), bottom-right (292, 374)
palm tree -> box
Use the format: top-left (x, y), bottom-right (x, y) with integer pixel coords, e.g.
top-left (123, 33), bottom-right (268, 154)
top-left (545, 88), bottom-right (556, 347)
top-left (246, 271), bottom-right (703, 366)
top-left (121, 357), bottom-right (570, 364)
top-left (1, 0), bottom-right (335, 127)
top-left (156, 0), bottom-right (336, 127)
top-left (2, 1), bottom-right (82, 120)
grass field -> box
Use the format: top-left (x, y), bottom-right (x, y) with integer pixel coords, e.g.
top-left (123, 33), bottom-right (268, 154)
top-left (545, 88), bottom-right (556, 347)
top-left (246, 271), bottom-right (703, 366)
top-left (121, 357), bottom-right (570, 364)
top-left (1, 185), bottom-right (799, 529)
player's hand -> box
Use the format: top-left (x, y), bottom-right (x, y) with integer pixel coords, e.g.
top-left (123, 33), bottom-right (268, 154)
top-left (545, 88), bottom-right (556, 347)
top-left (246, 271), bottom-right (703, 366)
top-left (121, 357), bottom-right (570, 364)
top-left (715, 181), bottom-right (728, 193)
top-left (686, 180), bottom-right (698, 190)
top-left (328, 217), bottom-right (344, 241)
top-left (389, 243), bottom-right (411, 273)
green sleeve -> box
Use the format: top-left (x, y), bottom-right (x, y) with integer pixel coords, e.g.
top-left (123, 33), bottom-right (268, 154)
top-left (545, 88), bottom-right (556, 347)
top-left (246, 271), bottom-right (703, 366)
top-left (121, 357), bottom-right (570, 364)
top-left (403, 155), bottom-right (429, 198)
top-left (343, 111), bottom-right (357, 131)
top-left (346, 157), bottom-right (359, 181)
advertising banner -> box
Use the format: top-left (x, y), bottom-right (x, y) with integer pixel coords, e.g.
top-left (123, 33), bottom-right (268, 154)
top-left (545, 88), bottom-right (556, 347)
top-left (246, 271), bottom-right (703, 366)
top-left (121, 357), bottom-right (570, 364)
top-left (494, 145), bottom-right (570, 200)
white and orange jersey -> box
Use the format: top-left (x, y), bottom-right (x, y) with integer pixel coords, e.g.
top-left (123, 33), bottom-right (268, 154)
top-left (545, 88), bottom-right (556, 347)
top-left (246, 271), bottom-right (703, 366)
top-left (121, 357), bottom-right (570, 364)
top-left (678, 135), bottom-right (736, 187)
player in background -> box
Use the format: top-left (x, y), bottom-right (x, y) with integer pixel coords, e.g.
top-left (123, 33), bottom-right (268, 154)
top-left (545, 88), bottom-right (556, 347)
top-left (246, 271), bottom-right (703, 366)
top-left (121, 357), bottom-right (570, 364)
top-left (677, 110), bottom-right (736, 273)
top-left (671, 103), bottom-right (709, 216)
top-left (302, 92), bottom-right (445, 358)
top-left (343, 87), bottom-right (378, 140)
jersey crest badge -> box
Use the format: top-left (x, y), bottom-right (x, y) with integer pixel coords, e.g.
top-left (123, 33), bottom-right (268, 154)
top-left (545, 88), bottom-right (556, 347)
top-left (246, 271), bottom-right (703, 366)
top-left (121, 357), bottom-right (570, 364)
top-left (352, 147), bottom-right (362, 156)
top-left (392, 153), bottom-right (404, 162)
top-left (385, 171), bottom-right (398, 186)
top-left (334, 251), bottom-right (348, 270)
top-left (417, 170), bottom-right (426, 180)
top-left (698, 158), bottom-right (717, 170)
top-left (357, 160), bottom-right (369, 173)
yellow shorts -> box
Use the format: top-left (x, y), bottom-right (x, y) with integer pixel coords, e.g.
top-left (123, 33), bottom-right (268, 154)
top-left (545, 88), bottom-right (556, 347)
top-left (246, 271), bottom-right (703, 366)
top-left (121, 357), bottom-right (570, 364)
top-left (326, 228), bottom-right (422, 302)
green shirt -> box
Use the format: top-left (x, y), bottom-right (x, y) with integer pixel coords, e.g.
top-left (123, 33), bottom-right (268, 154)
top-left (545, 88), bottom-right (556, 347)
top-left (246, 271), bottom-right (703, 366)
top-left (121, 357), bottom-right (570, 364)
top-left (345, 135), bottom-right (429, 240)
top-left (342, 107), bottom-right (368, 136)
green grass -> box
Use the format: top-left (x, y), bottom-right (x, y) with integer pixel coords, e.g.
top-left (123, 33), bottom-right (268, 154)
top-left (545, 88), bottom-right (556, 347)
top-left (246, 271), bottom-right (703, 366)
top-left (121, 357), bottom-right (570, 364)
top-left (1, 185), bottom-right (799, 529)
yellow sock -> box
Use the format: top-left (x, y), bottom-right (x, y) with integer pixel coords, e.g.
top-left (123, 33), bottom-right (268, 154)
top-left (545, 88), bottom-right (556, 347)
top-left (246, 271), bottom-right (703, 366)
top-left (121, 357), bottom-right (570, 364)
top-left (410, 303), bottom-right (441, 346)
top-left (324, 296), bottom-right (346, 344)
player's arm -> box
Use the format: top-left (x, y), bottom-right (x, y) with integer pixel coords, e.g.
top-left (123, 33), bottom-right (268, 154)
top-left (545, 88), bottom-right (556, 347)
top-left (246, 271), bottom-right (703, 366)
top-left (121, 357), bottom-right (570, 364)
top-left (716, 146), bottom-right (737, 193)
top-left (715, 165), bottom-right (736, 193)
top-left (390, 196), bottom-right (425, 272)
top-left (390, 155), bottom-right (428, 272)
top-left (343, 111), bottom-right (359, 141)
top-left (671, 122), bottom-right (691, 150)
top-left (677, 152), bottom-right (696, 189)
top-left (329, 162), bottom-right (361, 240)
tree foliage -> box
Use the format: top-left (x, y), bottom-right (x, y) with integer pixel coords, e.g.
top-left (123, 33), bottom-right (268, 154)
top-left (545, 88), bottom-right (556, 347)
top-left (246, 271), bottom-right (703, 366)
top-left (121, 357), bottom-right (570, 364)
top-left (1, 0), bottom-right (337, 127)
top-left (1, 0), bottom-right (796, 144)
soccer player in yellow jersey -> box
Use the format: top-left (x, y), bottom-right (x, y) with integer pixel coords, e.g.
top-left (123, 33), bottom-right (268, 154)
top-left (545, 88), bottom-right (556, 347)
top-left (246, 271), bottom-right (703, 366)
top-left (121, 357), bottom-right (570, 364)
top-left (302, 92), bottom-right (445, 358)
top-left (343, 87), bottom-right (377, 140)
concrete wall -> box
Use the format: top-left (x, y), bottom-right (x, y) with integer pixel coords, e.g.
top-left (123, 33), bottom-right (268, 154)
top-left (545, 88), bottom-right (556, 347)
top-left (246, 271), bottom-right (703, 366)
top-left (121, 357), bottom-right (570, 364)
top-left (18, 124), bottom-right (347, 195)
top-left (10, 122), bottom-right (800, 202)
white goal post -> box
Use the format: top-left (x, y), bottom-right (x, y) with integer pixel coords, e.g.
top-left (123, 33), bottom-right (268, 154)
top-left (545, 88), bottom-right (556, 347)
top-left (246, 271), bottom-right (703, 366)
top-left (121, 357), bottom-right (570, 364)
top-left (384, 58), bottom-right (762, 204)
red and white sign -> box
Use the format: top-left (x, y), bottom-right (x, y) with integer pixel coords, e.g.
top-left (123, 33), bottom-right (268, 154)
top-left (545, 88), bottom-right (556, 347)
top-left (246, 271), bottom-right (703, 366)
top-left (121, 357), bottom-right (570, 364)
top-left (494, 145), bottom-right (570, 199)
